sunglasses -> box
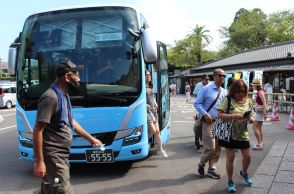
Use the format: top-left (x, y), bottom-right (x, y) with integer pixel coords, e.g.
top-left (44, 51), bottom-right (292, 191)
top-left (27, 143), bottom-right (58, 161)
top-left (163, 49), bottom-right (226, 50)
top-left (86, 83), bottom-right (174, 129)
top-left (217, 74), bottom-right (225, 78)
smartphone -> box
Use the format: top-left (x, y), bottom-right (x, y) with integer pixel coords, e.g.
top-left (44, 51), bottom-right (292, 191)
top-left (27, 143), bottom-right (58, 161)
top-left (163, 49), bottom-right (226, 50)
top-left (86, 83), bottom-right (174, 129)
top-left (243, 110), bottom-right (252, 118)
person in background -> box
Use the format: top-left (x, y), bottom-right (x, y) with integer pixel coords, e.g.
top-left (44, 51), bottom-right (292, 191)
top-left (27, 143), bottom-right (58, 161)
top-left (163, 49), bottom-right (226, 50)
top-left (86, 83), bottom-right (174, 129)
top-left (217, 79), bottom-right (254, 192)
top-left (145, 70), bottom-right (168, 158)
top-left (227, 77), bottom-right (235, 90)
top-left (263, 81), bottom-right (273, 104)
top-left (193, 74), bottom-right (210, 150)
top-left (169, 84), bottom-right (173, 97)
top-left (33, 60), bottom-right (102, 194)
top-left (173, 83), bottom-right (177, 97)
top-left (194, 68), bottom-right (227, 179)
top-left (171, 83), bottom-right (175, 97)
top-left (193, 74), bottom-right (210, 97)
top-left (251, 79), bottom-right (267, 150)
top-left (185, 82), bottom-right (191, 102)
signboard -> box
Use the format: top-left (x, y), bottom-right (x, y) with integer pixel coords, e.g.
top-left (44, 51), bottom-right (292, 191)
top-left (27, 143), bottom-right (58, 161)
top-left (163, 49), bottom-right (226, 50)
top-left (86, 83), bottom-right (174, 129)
top-left (95, 32), bottom-right (123, 42)
top-left (234, 72), bottom-right (241, 80)
top-left (254, 71), bottom-right (263, 83)
top-left (242, 71), bottom-right (250, 87)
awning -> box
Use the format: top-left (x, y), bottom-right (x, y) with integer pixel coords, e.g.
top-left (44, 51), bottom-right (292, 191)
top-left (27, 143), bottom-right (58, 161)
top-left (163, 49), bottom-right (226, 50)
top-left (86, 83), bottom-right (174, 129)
top-left (185, 64), bottom-right (294, 77)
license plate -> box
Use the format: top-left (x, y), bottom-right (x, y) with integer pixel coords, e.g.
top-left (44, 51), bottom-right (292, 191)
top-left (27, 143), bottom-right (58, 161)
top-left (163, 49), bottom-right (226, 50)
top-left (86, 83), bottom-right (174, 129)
top-left (85, 149), bottom-right (114, 163)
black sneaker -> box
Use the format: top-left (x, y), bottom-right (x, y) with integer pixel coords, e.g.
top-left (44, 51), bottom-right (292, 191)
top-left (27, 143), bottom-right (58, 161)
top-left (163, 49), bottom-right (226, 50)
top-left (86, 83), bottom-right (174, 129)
top-left (198, 164), bottom-right (205, 176)
top-left (207, 170), bottom-right (221, 179)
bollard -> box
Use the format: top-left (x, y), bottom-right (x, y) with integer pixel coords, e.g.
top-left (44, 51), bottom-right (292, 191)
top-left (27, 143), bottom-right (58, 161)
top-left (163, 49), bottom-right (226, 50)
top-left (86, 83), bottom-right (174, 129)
top-left (271, 102), bottom-right (280, 121)
top-left (286, 106), bottom-right (294, 130)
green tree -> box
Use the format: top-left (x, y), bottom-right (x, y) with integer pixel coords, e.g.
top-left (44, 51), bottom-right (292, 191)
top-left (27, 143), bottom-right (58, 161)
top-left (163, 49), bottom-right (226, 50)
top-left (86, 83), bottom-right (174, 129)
top-left (167, 25), bottom-right (213, 68)
top-left (168, 38), bottom-right (195, 68)
top-left (188, 25), bottom-right (212, 63)
top-left (266, 10), bottom-right (294, 44)
top-left (222, 8), bottom-right (267, 51)
top-left (201, 50), bottom-right (217, 64)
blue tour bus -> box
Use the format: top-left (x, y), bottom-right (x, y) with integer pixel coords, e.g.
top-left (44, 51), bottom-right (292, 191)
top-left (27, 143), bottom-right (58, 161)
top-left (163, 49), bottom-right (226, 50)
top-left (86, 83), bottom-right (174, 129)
top-left (8, 4), bottom-right (171, 163)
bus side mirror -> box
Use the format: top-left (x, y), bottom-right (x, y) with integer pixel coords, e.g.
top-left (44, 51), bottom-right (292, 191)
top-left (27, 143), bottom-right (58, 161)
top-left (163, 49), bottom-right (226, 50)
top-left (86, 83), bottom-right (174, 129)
top-left (8, 46), bottom-right (17, 76)
top-left (141, 28), bottom-right (157, 64)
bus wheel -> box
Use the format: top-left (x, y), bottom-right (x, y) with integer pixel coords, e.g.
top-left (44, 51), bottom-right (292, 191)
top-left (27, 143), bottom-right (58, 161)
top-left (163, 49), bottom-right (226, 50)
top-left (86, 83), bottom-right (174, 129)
top-left (6, 101), bottom-right (12, 109)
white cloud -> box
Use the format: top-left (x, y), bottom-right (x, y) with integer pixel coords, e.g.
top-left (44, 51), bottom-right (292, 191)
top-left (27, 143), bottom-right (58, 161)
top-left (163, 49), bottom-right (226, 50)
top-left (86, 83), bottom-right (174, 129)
top-left (138, 0), bottom-right (193, 45)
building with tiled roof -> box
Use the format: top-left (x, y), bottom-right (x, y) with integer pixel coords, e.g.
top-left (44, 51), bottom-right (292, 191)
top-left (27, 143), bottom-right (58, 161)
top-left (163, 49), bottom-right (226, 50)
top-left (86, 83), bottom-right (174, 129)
top-left (180, 40), bottom-right (294, 94)
top-left (190, 40), bottom-right (294, 75)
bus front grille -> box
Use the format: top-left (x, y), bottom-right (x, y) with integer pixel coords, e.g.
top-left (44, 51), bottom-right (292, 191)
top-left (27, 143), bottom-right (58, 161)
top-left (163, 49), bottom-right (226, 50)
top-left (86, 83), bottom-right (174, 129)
top-left (72, 131), bottom-right (117, 148)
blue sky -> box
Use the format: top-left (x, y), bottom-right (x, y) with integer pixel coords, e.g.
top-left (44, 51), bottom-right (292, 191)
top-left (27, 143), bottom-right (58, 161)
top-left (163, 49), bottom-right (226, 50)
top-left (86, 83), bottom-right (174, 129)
top-left (0, 0), bottom-right (293, 61)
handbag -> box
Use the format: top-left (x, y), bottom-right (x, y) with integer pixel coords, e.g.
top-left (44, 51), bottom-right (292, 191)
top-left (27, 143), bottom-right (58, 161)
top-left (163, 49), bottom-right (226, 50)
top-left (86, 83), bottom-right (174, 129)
top-left (212, 96), bottom-right (232, 142)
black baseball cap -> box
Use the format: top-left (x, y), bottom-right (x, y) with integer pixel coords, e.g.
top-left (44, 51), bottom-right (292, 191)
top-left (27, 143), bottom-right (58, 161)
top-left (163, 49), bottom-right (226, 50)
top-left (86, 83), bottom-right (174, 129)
top-left (55, 60), bottom-right (77, 77)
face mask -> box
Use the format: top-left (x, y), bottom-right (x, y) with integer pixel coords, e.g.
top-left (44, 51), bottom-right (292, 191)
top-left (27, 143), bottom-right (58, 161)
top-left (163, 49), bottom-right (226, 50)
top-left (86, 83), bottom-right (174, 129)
top-left (67, 74), bottom-right (80, 91)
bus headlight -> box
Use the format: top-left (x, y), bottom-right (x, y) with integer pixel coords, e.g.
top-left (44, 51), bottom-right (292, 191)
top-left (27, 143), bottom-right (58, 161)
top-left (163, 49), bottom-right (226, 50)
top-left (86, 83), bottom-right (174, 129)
top-left (114, 126), bottom-right (143, 146)
top-left (18, 131), bottom-right (33, 148)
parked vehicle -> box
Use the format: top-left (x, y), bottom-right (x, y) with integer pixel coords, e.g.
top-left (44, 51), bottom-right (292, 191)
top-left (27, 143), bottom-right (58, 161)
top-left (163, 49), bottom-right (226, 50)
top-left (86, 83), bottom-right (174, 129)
top-left (0, 84), bottom-right (16, 108)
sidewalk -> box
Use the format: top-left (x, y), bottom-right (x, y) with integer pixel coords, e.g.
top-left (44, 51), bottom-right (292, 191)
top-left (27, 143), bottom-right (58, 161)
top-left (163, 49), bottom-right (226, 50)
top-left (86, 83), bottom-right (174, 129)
top-left (242, 141), bottom-right (294, 194)
top-left (173, 94), bottom-right (294, 193)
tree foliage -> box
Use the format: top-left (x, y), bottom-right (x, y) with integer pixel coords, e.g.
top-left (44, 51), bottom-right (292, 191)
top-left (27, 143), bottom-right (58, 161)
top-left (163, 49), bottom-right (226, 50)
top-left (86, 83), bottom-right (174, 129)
top-left (226, 8), bottom-right (267, 51)
top-left (168, 25), bottom-right (214, 68)
top-left (218, 9), bottom-right (294, 58)
top-left (266, 10), bottom-right (294, 44)
top-left (168, 8), bottom-right (294, 68)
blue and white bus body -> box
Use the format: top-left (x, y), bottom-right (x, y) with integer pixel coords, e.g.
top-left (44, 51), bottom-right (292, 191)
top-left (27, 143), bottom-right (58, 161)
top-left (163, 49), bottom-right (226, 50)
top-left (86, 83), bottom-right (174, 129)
top-left (10, 4), bottom-right (171, 163)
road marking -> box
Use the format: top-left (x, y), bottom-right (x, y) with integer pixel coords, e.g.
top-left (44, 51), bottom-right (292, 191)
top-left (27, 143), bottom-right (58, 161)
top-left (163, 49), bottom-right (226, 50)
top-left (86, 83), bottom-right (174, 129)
top-left (0, 125), bottom-right (16, 131)
top-left (2, 113), bottom-right (16, 117)
top-left (0, 108), bottom-right (16, 112)
top-left (181, 110), bottom-right (194, 113)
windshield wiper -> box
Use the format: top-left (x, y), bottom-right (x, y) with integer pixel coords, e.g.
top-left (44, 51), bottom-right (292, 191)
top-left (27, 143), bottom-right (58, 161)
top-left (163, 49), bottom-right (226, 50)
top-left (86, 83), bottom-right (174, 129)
top-left (86, 93), bottom-right (128, 103)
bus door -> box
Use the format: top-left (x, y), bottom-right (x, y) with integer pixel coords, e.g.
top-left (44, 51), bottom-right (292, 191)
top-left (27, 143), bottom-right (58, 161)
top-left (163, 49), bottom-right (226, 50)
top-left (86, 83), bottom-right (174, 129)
top-left (156, 41), bottom-right (170, 144)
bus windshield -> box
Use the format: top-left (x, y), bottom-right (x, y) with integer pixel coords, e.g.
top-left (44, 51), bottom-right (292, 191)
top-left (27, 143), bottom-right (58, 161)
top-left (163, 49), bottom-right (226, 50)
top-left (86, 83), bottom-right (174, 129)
top-left (17, 6), bottom-right (141, 110)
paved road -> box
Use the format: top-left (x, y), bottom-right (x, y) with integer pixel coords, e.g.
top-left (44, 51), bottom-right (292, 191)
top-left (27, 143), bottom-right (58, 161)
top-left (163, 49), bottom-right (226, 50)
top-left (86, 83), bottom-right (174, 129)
top-left (0, 96), bottom-right (293, 194)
